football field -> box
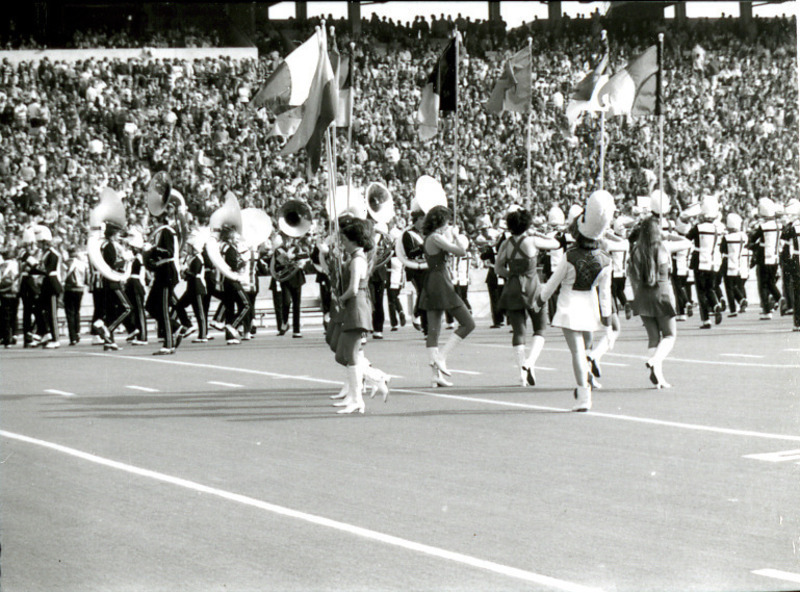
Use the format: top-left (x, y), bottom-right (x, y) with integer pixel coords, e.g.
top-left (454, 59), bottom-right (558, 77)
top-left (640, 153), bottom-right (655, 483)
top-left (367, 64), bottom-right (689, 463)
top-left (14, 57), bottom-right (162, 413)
top-left (1, 314), bottom-right (799, 592)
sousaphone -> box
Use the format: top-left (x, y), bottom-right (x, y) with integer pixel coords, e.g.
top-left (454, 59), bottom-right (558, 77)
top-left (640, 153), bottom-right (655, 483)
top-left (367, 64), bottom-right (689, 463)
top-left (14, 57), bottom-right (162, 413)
top-left (277, 199), bottom-right (313, 238)
top-left (146, 171), bottom-right (186, 217)
top-left (365, 182), bottom-right (394, 224)
top-left (88, 187), bottom-right (129, 282)
top-left (326, 185), bottom-right (367, 221)
top-left (241, 207), bottom-right (273, 250)
top-left (206, 191), bottom-right (245, 283)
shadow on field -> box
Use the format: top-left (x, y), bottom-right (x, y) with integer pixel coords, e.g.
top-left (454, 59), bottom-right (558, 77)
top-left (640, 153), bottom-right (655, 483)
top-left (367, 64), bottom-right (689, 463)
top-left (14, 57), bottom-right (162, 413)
top-left (39, 386), bottom-right (575, 422)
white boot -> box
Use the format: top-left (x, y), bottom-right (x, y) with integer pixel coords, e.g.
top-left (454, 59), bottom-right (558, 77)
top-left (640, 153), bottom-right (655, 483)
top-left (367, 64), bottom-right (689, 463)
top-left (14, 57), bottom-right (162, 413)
top-left (514, 345), bottom-right (527, 387)
top-left (572, 385), bottom-right (592, 412)
top-left (338, 365), bottom-right (365, 414)
top-left (362, 359), bottom-right (391, 402)
top-left (330, 373), bottom-right (349, 400)
top-left (523, 335), bottom-right (545, 386)
top-left (428, 348), bottom-right (453, 387)
top-left (437, 333), bottom-right (463, 376)
top-left (650, 336), bottom-right (675, 388)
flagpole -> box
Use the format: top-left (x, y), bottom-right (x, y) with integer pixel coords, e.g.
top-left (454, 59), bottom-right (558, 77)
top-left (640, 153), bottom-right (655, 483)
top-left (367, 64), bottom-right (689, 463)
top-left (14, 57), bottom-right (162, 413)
top-left (526, 37), bottom-right (533, 212)
top-left (346, 42), bottom-right (355, 195)
top-left (452, 29), bottom-right (460, 227)
top-left (599, 110), bottom-right (605, 192)
top-left (657, 32), bottom-right (665, 226)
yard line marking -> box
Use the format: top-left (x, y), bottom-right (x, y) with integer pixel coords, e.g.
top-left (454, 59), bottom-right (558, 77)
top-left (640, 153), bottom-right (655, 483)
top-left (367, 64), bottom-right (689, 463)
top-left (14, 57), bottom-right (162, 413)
top-left (752, 569), bottom-right (800, 585)
top-left (719, 353), bottom-right (764, 359)
top-left (742, 449), bottom-right (800, 463)
top-left (450, 369), bottom-right (481, 376)
top-left (89, 353), bottom-right (799, 443)
top-left (392, 388), bottom-right (800, 443)
top-left (125, 385), bottom-right (159, 393)
top-left (87, 353), bottom-right (341, 386)
top-left (596, 362), bottom-right (628, 367)
top-left (208, 381), bottom-right (243, 388)
top-left (784, 348), bottom-right (800, 352)
top-left (0, 430), bottom-right (603, 592)
top-left (44, 389), bottom-right (74, 397)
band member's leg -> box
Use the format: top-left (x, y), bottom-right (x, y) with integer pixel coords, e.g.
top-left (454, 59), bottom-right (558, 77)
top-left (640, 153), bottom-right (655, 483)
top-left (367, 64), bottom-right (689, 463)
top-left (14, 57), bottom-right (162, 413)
top-left (288, 283), bottom-right (302, 335)
top-left (64, 291), bottom-right (82, 344)
top-left (764, 264), bottom-right (781, 309)
top-left (271, 285), bottom-right (286, 334)
top-left (724, 276), bottom-right (738, 314)
top-left (371, 279), bottom-right (385, 335)
top-left (106, 288), bottom-right (132, 337)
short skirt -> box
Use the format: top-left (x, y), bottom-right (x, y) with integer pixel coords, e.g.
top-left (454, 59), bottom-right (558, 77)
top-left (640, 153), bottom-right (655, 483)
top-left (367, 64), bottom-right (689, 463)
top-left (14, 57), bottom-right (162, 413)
top-left (551, 288), bottom-right (602, 332)
top-left (419, 270), bottom-right (465, 311)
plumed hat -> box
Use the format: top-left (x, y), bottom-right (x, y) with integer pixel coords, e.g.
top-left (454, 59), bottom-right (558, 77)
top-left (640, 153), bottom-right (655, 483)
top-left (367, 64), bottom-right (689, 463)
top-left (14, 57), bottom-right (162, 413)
top-left (578, 190), bottom-right (616, 241)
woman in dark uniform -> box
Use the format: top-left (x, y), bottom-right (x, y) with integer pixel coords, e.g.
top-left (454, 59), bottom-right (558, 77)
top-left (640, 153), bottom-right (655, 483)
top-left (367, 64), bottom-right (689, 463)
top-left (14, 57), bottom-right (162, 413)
top-left (418, 206), bottom-right (476, 388)
top-left (331, 218), bottom-right (375, 414)
top-left (495, 208), bottom-right (559, 387)
top-left (628, 215), bottom-right (692, 389)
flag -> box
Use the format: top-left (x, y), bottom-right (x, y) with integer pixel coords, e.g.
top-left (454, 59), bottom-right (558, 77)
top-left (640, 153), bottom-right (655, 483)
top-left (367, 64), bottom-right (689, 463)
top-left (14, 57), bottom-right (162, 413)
top-left (279, 31), bottom-right (338, 176)
top-left (250, 29), bottom-right (324, 110)
top-left (565, 36), bottom-right (609, 127)
top-left (329, 34), bottom-right (353, 128)
top-left (486, 46), bottom-right (531, 114)
top-left (416, 36), bottom-right (458, 140)
top-left (335, 53), bottom-right (353, 127)
top-left (597, 45), bottom-right (658, 117)
top-left (268, 106), bottom-right (303, 138)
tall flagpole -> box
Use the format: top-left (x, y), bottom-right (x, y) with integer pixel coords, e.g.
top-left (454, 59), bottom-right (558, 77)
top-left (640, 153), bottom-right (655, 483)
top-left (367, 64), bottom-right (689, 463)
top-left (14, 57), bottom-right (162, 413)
top-left (526, 36), bottom-right (533, 212)
top-left (657, 32), bottom-right (665, 225)
top-left (599, 110), bottom-right (605, 191)
top-left (452, 30), bottom-right (460, 227)
top-left (346, 42), bottom-right (355, 195)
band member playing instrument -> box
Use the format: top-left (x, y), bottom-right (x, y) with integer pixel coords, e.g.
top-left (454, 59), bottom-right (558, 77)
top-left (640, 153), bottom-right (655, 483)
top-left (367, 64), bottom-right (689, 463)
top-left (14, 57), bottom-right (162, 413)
top-left (177, 233), bottom-right (208, 342)
top-left (494, 207), bottom-right (559, 387)
top-left (748, 197), bottom-right (782, 320)
top-left (418, 205), bottom-right (476, 388)
top-left (687, 195), bottom-right (723, 328)
top-left (63, 247), bottom-right (86, 346)
top-left (720, 213), bottom-right (748, 317)
top-left (269, 235), bottom-right (309, 338)
top-left (396, 210), bottom-right (428, 334)
top-left (0, 242), bottom-right (21, 348)
top-left (99, 220), bottom-right (132, 351)
top-left (122, 229), bottom-right (149, 345)
top-left (37, 226), bottom-right (64, 348)
top-left (780, 202), bottom-right (800, 331)
top-left (534, 191), bottom-right (615, 412)
top-left (18, 227), bottom-right (44, 347)
top-left (145, 200), bottom-right (187, 355)
top-left (628, 216), bottom-right (692, 389)
top-left (218, 224), bottom-right (251, 345)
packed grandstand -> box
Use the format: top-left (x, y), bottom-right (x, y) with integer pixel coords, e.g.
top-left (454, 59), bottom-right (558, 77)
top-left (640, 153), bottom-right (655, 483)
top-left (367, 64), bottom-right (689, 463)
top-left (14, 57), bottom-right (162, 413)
top-left (0, 9), bottom-right (797, 249)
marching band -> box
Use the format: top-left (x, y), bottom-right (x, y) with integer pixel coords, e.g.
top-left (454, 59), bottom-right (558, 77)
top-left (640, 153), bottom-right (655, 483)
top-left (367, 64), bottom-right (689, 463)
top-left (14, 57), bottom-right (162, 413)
top-left (1, 172), bottom-right (799, 414)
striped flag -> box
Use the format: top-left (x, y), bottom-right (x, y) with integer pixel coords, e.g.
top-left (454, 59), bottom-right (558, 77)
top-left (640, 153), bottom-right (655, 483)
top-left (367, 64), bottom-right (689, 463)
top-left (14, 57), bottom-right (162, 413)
top-left (250, 29), bottom-right (324, 111)
top-left (486, 46), bottom-right (531, 114)
top-left (597, 45), bottom-right (659, 117)
top-left (329, 35), bottom-right (353, 128)
top-left (416, 36), bottom-right (458, 140)
top-left (565, 33), bottom-right (609, 127)
top-left (279, 31), bottom-right (338, 176)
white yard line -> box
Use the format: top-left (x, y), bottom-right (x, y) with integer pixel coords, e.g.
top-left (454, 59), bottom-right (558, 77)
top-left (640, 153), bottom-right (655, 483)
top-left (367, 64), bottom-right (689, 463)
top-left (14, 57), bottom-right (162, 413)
top-left (752, 569), bottom-right (800, 585)
top-left (719, 353), bottom-right (764, 359)
top-left (208, 381), bottom-right (243, 388)
top-left (125, 385), bottom-right (159, 393)
top-left (0, 430), bottom-right (603, 592)
top-left (44, 389), bottom-right (75, 397)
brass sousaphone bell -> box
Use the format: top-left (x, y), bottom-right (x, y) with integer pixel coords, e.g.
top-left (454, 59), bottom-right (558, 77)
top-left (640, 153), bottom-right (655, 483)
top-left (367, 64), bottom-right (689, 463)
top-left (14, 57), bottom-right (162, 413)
top-left (365, 182), bottom-right (394, 224)
top-left (146, 171), bottom-right (186, 217)
top-left (209, 191), bottom-right (243, 233)
top-left (277, 199), bottom-right (313, 238)
top-left (88, 187), bottom-right (128, 282)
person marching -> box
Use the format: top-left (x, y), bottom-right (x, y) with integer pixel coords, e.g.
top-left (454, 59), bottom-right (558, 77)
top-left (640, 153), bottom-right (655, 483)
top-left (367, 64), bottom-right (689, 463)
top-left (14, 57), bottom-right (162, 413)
top-left (494, 206), bottom-right (560, 386)
top-left (217, 224), bottom-right (251, 344)
top-left (780, 200), bottom-right (800, 331)
top-left (687, 195), bottom-right (723, 328)
top-left (533, 191), bottom-right (615, 412)
top-left (396, 208), bottom-right (429, 334)
top-left (176, 228), bottom-right (209, 343)
top-left (671, 218), bottom-right (694, 321)
top-left (98, 217), bottom-right (133, 351)
top-left (418, 205), bottom-right (476, 388)
top-left (607, 216), bottom-right (632, 320)
top-left (720, 212), bottom-right (748, 317)
top-left (36, 225), bottom-right (64, 348)
top-left (748, 197), bottom-right (783, 320)
top-left (387, 228), bottom-right (407, 331)
top-left (62, 246), bottom-right (87, 346)
top-left (122, 228), bottom-right (149, 345)
top-left (18, 225), bottom-right (44, 347)
top-left (143, 173), bottom-right (188, 355)
top-left (330, 217), bottom-right (377, 414)
top-left (0, 241), bottom-right (21, 348)
top-left (628, 215), bottom-right (692, 389)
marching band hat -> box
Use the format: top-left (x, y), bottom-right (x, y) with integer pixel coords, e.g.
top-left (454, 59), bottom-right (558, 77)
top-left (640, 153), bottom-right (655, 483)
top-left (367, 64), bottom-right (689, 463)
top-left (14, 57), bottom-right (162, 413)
top-left (547, 205), bottom-right (565, 227)
top-left (726, 213), bottom-right (742, 231)
top-left (701, 194), bottom-right (719, 219)
top-left (758, 197), bottom-right (776, 218)
top-left (567, 204), bottom-right (584, 225)
top-left (578, 191), bottom-right (616, 241)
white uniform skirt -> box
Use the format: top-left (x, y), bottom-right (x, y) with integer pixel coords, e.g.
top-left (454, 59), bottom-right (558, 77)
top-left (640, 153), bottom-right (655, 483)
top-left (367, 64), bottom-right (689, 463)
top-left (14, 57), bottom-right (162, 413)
top-left (552, 287), bottom-right (602, 332)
